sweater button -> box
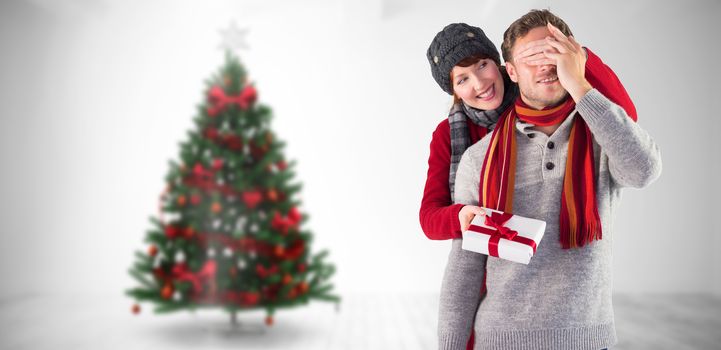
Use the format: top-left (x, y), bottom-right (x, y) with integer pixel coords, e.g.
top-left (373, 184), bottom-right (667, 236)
top-left (547, 141), bottom-right (555, 149)
top-left (545, 162), bottom-right (555, 170)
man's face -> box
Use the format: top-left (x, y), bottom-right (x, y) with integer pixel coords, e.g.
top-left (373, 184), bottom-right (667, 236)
top-left (506, 26), bottom-right (568, 109)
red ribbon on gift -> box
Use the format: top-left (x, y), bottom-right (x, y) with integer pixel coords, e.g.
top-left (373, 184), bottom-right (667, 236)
top-left (172, 260), bottom-right (217, 295)
top-left (206, 85), bottom-right (257, 116)
top-left (468, 212), bottom-right (537, 258)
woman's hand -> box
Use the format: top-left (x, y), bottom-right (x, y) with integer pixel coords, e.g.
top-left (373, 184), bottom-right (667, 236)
top-left (458, 205), bottom-right (486, 232)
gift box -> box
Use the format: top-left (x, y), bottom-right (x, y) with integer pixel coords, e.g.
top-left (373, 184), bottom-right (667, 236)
top-left (461, 208), bottom-right (546, 264)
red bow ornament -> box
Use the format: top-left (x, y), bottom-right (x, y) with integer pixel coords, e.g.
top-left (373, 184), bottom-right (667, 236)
top-left (193, 163), bottom-right (215, 182)
top-left (271, 207), bottom-right (302, 234)
top-left (172, 260), bottom-right (218, 296)
top-left (206, 85), bottom-right (257, 116)
top-left (242, 190), bottom-right (262, 209)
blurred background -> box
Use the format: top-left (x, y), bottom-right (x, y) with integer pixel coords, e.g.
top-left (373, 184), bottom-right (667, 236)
top-left (1, 0), bottom-right (719, 349)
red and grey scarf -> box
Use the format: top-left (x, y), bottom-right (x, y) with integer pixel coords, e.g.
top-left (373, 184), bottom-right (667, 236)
top-left (479, 96), bottom-right (601, 249)
top-left (448, 69), bottom-right (517, 202)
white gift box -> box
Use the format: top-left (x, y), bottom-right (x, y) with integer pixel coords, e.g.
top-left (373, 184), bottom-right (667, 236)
top-left (461, 207), bottom-right (546, 264)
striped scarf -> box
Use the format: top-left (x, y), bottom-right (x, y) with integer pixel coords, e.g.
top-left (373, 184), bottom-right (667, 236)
top-left (479, 96), bottom-right (601, 249)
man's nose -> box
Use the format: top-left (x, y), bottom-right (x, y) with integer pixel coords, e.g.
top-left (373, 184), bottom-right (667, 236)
top-left (538, 64), bottom-right (553, 72)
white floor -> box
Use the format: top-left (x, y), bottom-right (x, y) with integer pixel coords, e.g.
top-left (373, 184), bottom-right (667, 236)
top-left (1, 293), bottom-right (719, 350)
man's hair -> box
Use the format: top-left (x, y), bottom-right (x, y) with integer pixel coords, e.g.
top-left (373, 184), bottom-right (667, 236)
top-left (501, 9), bottom-right (573, 63)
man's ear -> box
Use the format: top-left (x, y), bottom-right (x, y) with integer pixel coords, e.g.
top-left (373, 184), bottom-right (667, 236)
top-left (506, 62), bottom-right (519, 83)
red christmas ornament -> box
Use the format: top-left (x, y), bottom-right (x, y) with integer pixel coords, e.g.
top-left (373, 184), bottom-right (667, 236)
top-left (298, 263), bottom-right (306, 273)
top-left (284, 241), bottom-right (305, 260)
top-left (265, 315), bottom-right (274, 326)
top-left (277, 160), bottom-right (287, 170)
top-left (242, 190), bottom-right (262, 209)
top-left (204, 127), bottom-right (219, 140)
top-left (267, 189), bottom-right (278, 202)
top-left (282, 274), bottom-right (293, 285)
top-left (191, 194), bottom-right (201, 205)
top-left (249, 140), bottom-right (270, 159)
top-left (165, 225), bottom-right (179, 238)
top-left (262, 284), bottom-right (281, 301)
top-left (271, 212), bottom-right (288, 234)
top-left (298, 282), bottom-right (309, 294)
top-left (148, 245), bottom-right (158, 257)
top-left (243, 85), bottom-right (258, 108)
top-left (256, 264), bottom-right (266, 277)
top-left (288, 207), bottom-right (302, 224)
top-left (212, 158), bottom-right (223, 170)
top-left (184, 226), bottom-right (195, 238)
top-left (132, 304), bottom-right (141, 314)
top-left (193, 163), bottom-right (205, 176)
top-left (161, 284), bottom-right (173, 299)
top-left (223, 134), bottom-right (243, 151)
top-left (211, 202), bottom-right (222, 214)
top-left (246, 292), bottom-right (260, 305)
top-left (177, 195), bottom-right (187, 206)
top-left (274, 244), bottom-right (285, 257)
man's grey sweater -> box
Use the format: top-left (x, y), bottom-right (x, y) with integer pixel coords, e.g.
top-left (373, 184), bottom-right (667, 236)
top-left (439, 89), bottom-right (662, 350)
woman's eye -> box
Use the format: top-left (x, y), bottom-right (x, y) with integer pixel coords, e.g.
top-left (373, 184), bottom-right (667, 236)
top-left (457, 78), bottom-right (466, 85)
top-left (478, 62), bottom-right (487, 70)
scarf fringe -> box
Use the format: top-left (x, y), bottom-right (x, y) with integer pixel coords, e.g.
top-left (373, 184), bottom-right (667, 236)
top-left (559, 214), bottom-right (603, 249)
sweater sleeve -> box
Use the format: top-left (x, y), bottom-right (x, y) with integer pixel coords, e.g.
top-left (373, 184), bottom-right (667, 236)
top-left (584, 47), bottom-right (638, 121)
top-left (438, 145), bottom-right (488, 349)
top-left (576, 89), bottom-right (662, 188)
top-left (419, 120), bottom-right (465, 240)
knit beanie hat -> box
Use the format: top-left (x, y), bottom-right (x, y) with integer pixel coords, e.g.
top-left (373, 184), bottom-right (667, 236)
top-left (426, 23), bottom-right (501, 95)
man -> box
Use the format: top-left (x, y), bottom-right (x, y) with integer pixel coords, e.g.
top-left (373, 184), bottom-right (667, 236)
top-left (438, 9), bottom-right (661, 350)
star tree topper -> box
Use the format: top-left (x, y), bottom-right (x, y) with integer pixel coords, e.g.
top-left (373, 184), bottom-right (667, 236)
top-left (219, 21), bottom-right (250, 51)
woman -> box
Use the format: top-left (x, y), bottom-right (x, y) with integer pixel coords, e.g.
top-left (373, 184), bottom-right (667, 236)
top-left (420, 23), bottom-right (636, 241)
top-left (419, 23), bottom-right (637, 350)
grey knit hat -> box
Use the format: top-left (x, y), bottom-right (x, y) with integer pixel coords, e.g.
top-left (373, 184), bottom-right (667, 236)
top-left (426, 23), bottom-right (501, 95)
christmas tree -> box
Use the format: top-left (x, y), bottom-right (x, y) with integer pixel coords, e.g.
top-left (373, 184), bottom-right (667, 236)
top-left (127, 51), bottom-right (338, 325)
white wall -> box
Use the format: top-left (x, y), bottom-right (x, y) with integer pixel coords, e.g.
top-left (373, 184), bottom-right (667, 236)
top-left (0, 0), bottom-right (719, 298)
